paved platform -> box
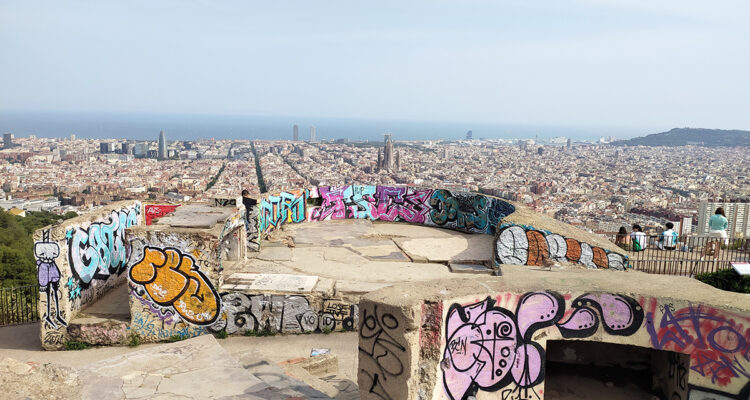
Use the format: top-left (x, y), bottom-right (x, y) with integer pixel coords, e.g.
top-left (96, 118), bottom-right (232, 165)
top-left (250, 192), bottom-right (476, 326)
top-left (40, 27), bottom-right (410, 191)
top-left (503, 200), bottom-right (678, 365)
top-left (223, 220), bottom-right (495, 296)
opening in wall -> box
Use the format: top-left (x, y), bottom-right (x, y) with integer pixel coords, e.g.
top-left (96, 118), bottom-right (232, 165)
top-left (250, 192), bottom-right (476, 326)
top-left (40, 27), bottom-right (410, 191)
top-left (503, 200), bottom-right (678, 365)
top-left (544, 340), bottom-right (689, 400)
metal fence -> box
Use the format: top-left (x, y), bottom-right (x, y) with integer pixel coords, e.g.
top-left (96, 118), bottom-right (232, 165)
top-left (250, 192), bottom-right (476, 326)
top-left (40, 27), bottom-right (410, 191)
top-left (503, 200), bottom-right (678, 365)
top-left (609, 234), bottom-right (750, 276)
top-left (0, 285), bottom-right (39, 326)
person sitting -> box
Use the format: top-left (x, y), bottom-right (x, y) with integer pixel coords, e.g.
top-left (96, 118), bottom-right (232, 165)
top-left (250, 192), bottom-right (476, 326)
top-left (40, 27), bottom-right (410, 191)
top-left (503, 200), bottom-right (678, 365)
top-left (659, 222), bottom-right (678, 250)
top-left (615, 226), bottom-right (631, 250)
top-left (630, 224), bottom-right (647, 252)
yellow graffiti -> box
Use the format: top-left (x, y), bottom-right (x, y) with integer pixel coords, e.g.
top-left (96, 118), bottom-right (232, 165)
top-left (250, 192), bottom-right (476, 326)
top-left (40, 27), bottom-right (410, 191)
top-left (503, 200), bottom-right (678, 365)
top-left (129, 246), bottom-right (220, 326)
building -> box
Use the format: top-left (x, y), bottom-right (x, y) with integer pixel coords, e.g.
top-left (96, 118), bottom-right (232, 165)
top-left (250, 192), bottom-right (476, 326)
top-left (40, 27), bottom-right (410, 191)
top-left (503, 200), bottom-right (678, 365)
top-left (697, 201), bottom-right (750, 238)
top-left (99, 142), bottom-right (113, 154)
top-left (158, 130), bottom-right (167, 160)
top-left (3, 133), bottom-right (14, 148)
top-left (309, 126), bottom-right (316, 143)
top-left (134, 142), bottom-right (149, 158)
top-left (566, 138), bottom-right (572, 149)
top-left (379, 133), bottom-right (395, 171)
top-left (466, 130), bottom-right (473, 140)
top-left (293, 125), bottom-right (299, 141)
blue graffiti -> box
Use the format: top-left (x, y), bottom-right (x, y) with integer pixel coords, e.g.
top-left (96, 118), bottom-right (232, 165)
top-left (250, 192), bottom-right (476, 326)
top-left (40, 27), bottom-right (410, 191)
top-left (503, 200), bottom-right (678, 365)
top-left (67, 205), bottom-right (139, 287)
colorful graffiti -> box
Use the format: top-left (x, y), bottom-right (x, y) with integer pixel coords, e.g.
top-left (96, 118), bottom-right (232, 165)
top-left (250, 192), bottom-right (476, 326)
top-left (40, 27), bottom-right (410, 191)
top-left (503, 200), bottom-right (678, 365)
top-left (442, 292), bottom-right (644, 400)
top-left (67, 205), bottom-right (139, 287)
top-left (257, 186), bottom-right (515, 237)
top-left (144, 204), bottom-right (179, 225)
top-left (494, 225), bottom-right (629, 270)
top-left (129, 246), bottom-right (221, 326)
top-left (130, 287), bottom-right (208, 341)
top-left (35, 230), bottom-right (67, 329)
top-left (208, 293), bottom-right (358, 335)
top-left (258, 189), bottom-right (308, 234)
top-left (645, 300), bottom-right (750, 387)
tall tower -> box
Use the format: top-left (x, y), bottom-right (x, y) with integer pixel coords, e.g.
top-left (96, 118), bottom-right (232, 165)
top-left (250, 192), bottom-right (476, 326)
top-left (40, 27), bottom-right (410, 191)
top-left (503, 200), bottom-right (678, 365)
top-left (158, 130), bottom-right (167, 160)
top-left (3, 133), bottom-right (14, 148)
top-left (293, 124), bottom-right (299, 141)
top-left (309, 126), bottom-right (316, 143)
top-left (383, 133), bottom-right (394, 170)
top-left (466, 130), bottom-right (473, 140)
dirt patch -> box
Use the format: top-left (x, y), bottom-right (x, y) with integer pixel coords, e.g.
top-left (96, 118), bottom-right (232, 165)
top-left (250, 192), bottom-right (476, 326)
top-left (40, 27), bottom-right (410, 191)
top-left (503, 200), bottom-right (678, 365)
top-left (0, 358), bottom-right (81, 400)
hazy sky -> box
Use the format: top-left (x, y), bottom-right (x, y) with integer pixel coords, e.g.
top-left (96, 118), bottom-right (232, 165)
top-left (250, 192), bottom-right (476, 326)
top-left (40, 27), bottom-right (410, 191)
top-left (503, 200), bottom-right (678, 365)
top-left (1, 0), bottom-right (748, 129)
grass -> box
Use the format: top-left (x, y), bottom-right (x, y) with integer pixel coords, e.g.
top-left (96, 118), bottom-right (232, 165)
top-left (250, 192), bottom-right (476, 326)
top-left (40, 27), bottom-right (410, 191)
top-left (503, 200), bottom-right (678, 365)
top-left (215, 329), bottom-right (228, 339)
top-left (64, 340), bottom-right (90, 350)
top-left (128, 333), bottom-right (141, 348)
top-left (166, 335), bottom-right (183, 343)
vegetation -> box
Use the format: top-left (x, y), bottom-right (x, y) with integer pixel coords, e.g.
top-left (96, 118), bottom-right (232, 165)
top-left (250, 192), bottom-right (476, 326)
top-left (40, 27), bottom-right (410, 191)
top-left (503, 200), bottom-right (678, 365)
top-left (166, 334), bottom-right (183, 343)
top-left (215, 329), bottom-right (228, 339)
top-left (64, 340), bottom-right (90, 350)
top-left (128, 333), bottom-right (141, 347)
top-left (250, 142), bottom-right (267, 193)
top-left (0, 209), bottom-right (77, 288)
top-left (695, 268), bottom-right (750, 294)
top-left (205, 163), bottom-right (226, 191)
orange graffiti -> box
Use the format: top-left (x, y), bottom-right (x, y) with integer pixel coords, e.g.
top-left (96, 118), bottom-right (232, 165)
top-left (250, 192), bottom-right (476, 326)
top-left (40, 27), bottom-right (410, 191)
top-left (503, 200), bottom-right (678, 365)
top-left (129, 246), bottom-right (220, 325)
top-left (526, 230), bottom-right (549, 266)
top-left (565, 238), bottom-right (581, 262)
top-left (592, 247), bottom-right (609, 268)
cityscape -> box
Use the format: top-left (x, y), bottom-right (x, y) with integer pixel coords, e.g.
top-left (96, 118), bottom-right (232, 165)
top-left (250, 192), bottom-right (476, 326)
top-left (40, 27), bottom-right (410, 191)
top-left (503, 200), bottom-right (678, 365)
top-left (2, 128), bottom-right (749, 238)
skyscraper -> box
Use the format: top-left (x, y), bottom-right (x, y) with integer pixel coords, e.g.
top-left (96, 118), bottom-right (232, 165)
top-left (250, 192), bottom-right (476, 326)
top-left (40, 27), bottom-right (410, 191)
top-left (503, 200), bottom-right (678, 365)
top-left (466, 130), bottom-right (473, 140)
top-left (566, 138), bottom-right (572, 149)
top-left (3, 133), bottom-right (14, 148)
top-left (293, 125), bottom-right (299, 141)
top-left (158, 130), bottom-right (167, 160)
top-left (309, 126), bottom-right (316, 143)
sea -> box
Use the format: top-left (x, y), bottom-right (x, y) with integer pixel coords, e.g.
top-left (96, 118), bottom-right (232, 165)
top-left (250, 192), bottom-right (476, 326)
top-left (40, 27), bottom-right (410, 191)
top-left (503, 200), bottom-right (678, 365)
top-left (0, 110), bottom-right (649, 142)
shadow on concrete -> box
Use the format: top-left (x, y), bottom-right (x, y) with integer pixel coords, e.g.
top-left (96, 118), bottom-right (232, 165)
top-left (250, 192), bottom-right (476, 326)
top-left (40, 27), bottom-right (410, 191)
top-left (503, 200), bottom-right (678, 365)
top-left (0, 322), bottom-right (42, 351)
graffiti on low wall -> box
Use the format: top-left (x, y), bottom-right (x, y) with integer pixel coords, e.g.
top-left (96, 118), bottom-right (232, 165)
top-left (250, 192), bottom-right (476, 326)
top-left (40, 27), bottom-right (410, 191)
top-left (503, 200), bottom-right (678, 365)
top-left (144, 204), bottom-right (179, 225)
top-left (442, 292), bottom-right (644, 400)
top-left (129, 246), bottom-right (221, 326)
top-left (67, 205), bottom-right (140, 289)
top-left (258, 189), bottom-right (308, 234)
top-left (644, 300), bottom-right (750, 388)
top-left (35, 230), bottom-right (67, 330)
top-left (308, 186), bottom-right (515, 235)
top-left (495, 225), bottom-right (629, 270)
top-left (130, 287), bottom-right (208, 341)
top-left (208, 293), bottom-right (358, 335)
top-left (359, 304), bottom-right (409, 400)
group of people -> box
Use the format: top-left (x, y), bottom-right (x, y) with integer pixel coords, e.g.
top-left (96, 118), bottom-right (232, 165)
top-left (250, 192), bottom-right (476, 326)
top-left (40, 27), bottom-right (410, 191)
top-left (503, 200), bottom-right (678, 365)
top-left (614, 208), bottom-right (729, 258)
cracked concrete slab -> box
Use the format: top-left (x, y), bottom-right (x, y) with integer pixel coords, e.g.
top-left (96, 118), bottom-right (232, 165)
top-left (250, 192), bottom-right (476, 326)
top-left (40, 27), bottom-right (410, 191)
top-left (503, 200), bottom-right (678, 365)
top-left (393, 235), bottom-right (493, 263)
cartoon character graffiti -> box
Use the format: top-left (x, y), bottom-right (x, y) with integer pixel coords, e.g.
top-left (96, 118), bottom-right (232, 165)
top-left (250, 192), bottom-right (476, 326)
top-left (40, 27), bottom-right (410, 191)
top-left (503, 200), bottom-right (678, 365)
top-left (35, 230), bottom-right (67, 329)
top-left (442, 292), bottom-right (644, 400)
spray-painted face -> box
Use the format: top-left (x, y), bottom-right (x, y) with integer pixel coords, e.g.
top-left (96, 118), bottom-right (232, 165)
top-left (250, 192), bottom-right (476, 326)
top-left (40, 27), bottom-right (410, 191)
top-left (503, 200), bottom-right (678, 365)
top-left (35, 242), bottom-right (60, 261)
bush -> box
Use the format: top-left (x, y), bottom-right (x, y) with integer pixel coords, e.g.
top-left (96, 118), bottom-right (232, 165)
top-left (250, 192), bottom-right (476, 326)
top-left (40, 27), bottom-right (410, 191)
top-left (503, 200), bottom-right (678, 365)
top-left (166, 335), bottom-right (183, 343)
top-left (64, 340), bottom-right (90, 350)
top-left (695, 268), bottom-right (750, 294)
top-left (128, 333), bottom-right (141, 347)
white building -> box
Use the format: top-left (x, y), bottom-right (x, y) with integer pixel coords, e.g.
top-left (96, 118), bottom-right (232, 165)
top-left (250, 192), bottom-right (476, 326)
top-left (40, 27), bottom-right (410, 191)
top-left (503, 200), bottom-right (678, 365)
top-left (697, 201), bottom-right (750, 238)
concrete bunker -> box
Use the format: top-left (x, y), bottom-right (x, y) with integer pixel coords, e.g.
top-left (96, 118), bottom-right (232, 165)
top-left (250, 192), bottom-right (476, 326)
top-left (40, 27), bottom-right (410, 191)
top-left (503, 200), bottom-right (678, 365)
top-left (545, 340), bottom-right (690, 399)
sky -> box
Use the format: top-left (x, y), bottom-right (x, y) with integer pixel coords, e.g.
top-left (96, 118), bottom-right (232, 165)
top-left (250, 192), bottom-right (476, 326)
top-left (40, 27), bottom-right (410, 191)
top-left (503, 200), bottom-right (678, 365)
top-left (1, 0), bottom-right (748, 130)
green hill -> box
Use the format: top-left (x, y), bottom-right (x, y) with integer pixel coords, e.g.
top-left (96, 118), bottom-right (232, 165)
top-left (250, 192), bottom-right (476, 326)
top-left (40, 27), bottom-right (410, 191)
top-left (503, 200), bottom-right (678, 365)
top-left (612, 128), bottom-right (750, 147)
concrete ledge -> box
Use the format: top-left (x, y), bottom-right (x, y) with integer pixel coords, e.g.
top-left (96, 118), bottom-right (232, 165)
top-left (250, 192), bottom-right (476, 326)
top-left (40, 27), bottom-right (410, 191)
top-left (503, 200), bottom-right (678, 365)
top-left (357, 266), bottom-right (750, 400)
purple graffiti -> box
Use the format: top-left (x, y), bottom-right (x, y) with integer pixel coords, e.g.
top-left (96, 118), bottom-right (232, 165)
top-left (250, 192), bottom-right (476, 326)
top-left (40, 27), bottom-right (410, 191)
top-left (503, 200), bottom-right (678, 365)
top-left (442, 291), bottom-right (644, 400)
top-left (371, 186), bottom-right (432, 223)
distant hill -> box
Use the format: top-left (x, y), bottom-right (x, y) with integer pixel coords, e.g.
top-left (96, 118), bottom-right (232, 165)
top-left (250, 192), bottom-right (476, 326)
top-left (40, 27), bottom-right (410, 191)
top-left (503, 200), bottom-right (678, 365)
top-left (612, 128), bottom-right (750, 147)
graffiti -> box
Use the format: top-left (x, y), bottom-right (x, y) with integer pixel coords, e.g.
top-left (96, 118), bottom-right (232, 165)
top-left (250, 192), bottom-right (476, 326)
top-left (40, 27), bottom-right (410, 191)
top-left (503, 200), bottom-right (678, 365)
top-left (130, 307), bottom-right (207, 341)
top-left (129, 246), bottom-right (221, 326)
top-left (67, 205), bottom-right (139, 287)
top-left (420, 301), bottom-right (444, 359)
top-left (144, 204), bottom-right (179, 225)
top-left (645, 301), bottom-right (750, 386)
top-left (494, 225), bottom-right (628, 270)
top-left (35, 230), bottom-right (67, 329)
top-left (42, 330), bottom-right (66, 347)
top-left (429, 189), bottom-right (515, 233)
top-left (309, 185), bottom-right (434, 224)
top-left (208, 293), bottom-right (358, 335)
top-left (65, 277), bottom-right (81, 300)
top-left (667, 352), bottom-right (689, 400)
top-left (688, 382), bottom-right (750, 400)
top-left (359, 305), bottom-right (407, 400)
top-left (245, 205), bottom-right (260, 251)
top-left (442, 291), bottom-right (644, 400)
top-left (213, 198), bottom-right (237, 207)
top-left (259, 190), bottom-right (308, 234)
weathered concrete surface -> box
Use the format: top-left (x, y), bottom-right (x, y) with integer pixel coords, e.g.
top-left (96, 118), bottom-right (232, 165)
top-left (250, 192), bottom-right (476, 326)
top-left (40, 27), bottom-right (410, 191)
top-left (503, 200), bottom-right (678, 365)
top-left (77, 334), bottom-right (330, 399)
top-left (358, 265), bottom-right (750, 400)
top-left (155, 204), bottom-right (235, 228)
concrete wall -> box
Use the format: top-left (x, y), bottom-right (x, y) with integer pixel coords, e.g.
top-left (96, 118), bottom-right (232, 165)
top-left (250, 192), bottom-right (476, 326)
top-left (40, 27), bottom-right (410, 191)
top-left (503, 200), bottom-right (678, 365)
top-left (256, 185), bottom-right (630, 270)
top-left (33, 201), bottom-right (141, 350)
top-left (357, 268), bottom-right (750, 400)
top-left (125, 223), bottom-right (231, 343)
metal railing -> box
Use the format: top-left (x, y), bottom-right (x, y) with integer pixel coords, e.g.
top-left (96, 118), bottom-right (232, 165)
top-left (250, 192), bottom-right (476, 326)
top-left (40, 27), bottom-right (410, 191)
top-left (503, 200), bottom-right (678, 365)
top-left (609, 234), bottom-right (750, 276)
top-left (0, 285), bottom-right (40, 326)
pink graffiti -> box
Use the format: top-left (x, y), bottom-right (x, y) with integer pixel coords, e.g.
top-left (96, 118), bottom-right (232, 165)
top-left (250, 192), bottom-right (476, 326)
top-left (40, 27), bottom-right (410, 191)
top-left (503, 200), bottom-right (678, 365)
top-left (371, 186), bottom-right (432, 224)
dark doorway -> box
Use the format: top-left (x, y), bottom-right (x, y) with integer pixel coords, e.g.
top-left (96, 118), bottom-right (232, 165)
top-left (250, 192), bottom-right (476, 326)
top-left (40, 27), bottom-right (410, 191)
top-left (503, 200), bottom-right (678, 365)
top-left (544, 340), bottom-right (689, 400)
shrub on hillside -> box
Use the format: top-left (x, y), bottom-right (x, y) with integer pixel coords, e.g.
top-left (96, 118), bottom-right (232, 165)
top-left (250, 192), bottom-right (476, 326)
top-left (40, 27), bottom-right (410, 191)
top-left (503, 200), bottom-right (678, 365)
top-left (695, 268), bottom-right (750, 294)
